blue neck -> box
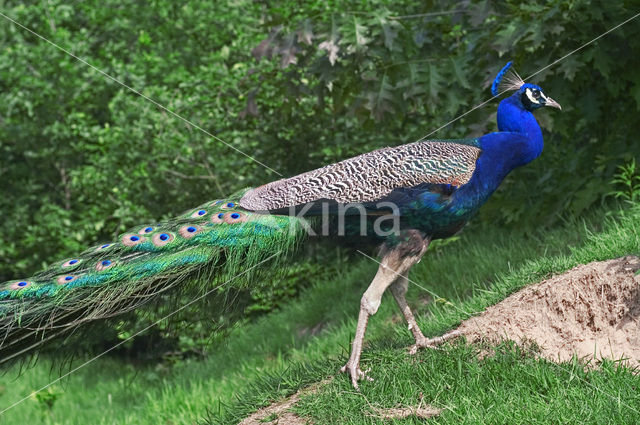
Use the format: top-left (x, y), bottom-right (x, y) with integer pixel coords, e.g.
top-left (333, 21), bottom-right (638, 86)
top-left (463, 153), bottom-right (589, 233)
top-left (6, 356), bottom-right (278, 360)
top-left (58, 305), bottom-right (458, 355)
top-left (452, 93), bottom-right (543, 211)
top-left (496, 94), bottom-right (543, 165)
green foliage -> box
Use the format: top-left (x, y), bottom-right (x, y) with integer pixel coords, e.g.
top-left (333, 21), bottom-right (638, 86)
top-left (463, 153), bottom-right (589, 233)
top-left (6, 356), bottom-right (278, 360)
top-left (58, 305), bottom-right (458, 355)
top-left (33, 386), bottom-right (62, 411)
top-left (32, 386), bottom-right (63, 424)
top-left (610, 159), bottom-right (640, 203)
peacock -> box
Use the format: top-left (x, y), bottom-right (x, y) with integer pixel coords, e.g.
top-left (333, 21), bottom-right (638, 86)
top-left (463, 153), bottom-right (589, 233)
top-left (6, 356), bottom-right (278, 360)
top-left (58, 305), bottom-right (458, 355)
top-left (0, 62), bottom-right (560, 389)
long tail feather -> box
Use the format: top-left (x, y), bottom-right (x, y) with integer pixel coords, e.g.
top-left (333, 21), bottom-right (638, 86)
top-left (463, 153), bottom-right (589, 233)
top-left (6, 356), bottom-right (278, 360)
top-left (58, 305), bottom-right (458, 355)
top-left (0, 189), bottom-right (305, 362)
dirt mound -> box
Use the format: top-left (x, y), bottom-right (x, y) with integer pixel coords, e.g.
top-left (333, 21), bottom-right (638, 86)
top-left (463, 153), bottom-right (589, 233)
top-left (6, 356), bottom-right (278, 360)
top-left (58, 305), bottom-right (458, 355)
top-left (456, 256), bottom-right (640, 363)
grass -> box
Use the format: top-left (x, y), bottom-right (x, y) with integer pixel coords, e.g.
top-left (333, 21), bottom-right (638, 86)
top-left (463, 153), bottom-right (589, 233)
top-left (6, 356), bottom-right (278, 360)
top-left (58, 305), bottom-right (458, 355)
top-left (291, 344), bottom-right (640, 424)
top-left (1, 203), bottom-right (639, 424)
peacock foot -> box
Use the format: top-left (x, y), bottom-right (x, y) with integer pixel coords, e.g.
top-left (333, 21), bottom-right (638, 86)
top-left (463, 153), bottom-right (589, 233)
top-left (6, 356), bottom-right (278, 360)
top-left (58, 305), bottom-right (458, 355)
top-left (340, 361), bottom-right (374, 389)
top-left (408, 330), bottom-right (461, 355)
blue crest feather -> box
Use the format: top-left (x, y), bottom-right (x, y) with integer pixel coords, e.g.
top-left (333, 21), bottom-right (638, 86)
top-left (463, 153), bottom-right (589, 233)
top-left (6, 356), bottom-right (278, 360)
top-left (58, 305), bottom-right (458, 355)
top-left (491, 62), bottom-right (513, 96)
top-left (491, 61), bottom-right (525, 96)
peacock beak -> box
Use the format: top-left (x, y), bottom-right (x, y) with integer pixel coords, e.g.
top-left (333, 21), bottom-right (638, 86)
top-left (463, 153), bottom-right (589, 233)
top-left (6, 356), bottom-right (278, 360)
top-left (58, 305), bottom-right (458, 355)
top-left (545, 97), bottom-right (562, 110)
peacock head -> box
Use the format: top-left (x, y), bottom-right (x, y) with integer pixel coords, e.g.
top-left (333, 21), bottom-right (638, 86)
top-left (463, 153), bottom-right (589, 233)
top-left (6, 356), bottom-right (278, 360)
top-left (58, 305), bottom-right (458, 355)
top-left (491, 62), bottom-right (561, 111)
top-left (516, 83), bottom-right (561, 111)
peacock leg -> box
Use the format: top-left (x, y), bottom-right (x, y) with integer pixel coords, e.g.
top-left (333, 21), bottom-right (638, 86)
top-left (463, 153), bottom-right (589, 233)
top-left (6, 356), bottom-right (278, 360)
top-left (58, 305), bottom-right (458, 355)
top-left (341, 230), bottom-right (429, 389)
top-left (389, 276), bottom-right (460, 355)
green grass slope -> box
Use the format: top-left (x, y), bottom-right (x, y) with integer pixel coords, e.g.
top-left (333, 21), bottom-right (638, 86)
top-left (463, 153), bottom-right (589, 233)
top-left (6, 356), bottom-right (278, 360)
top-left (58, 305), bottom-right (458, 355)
top-left (1, 203), bottom-right (639, 424)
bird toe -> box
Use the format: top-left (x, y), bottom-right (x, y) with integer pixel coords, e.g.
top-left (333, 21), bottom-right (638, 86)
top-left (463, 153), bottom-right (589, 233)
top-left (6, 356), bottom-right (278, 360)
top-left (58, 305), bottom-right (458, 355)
top-left (340, 362), bottom-right (373, 389)
top-left (409, 330), bottom-right (461, 355)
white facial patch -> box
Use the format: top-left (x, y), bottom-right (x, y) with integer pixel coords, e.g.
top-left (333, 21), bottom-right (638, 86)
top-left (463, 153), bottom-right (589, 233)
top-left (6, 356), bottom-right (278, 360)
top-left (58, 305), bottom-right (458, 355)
top-left (525, 88), bottom-right (541, 104)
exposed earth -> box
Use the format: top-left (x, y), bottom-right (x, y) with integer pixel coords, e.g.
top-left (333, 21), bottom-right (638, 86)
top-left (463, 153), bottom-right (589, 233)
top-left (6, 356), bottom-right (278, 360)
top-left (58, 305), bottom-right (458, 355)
top-left (456, 255), bottom-right (640, 363)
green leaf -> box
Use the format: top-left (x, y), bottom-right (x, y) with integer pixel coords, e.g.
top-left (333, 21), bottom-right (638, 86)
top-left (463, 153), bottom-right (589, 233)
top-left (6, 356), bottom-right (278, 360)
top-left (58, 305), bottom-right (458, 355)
top-left (297, 19), bottom-right (313, 45)
top-left (592, 49), bottom-right (613, 77)
top-left (397, 62), bottom-right (427, 101)
top-left (340, 16), bottom-right (369, 53)
top-left (318, 14), bottom-right (340, 65)
top-left (278, 33), bottom-right (298, 68)
top-left (427, 63), bottom-right (443, 100)
top-left (364, 74), bottom-right (395, 120)
top-left (353, 17), bottom-right (369, 46)
top-left (378, 16), bottom-right (400, 52)
top-left (450, 57), bottom-right (470, 89)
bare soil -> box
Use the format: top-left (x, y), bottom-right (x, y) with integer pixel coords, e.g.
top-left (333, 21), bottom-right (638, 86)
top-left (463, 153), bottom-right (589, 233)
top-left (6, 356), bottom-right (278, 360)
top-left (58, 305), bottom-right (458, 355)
top-left (238, 381), bottom-right (327, 425)
top-left (369, 406), bottom-right (442, 419)
top-left (237, 378), bottom-right (441, 424)
top-left (455, 255), bottom-right (640, 363)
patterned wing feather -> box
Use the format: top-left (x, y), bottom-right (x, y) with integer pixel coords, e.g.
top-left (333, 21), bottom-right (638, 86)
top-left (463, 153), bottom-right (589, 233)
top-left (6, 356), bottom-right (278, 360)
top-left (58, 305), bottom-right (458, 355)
top-left (240, 139), bottom-right (481, 211)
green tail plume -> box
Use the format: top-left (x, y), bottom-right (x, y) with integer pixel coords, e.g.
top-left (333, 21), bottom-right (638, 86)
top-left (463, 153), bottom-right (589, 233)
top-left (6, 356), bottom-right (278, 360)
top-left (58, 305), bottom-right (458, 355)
top-left (0, 189), bottom-right (306, 364)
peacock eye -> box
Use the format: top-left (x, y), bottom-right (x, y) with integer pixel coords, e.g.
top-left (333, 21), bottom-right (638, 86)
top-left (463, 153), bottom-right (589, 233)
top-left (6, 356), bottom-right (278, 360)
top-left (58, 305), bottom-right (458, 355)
top-left (179, 225), bottom-right (202, 238)
top-left (138, 226), bottom-right (154, 234)
top-left (10, 280), bottom-right (32, 290)
top-left (122, 233), bottom-right (146, 246)
top-left (152, 232), bottom-right (175, 247)
top-left (191, 209), bottom-right (207, 218)
top-left (531, 89), bottom-right (541, 99)
top-left (223, 211), bottom-right (248, 224)
top-left (57, 275), bottom-right (78, 285)
top-left (62, 259), bottom-right (82, 268)
top-left (96, 259), bottom-right (114, 271)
